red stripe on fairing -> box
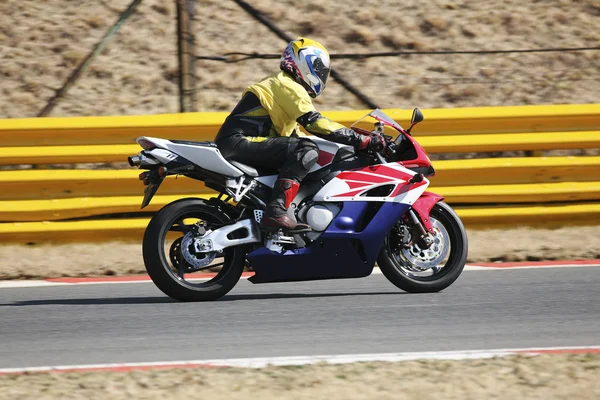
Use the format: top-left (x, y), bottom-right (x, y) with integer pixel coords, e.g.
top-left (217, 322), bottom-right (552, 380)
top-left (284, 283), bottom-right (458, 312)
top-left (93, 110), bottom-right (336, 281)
top-left (317, 150), bottom-right (335, 166)
top-left (337, 171), bottom-right (392, 184)
top-left (390, 180), bottom-right (428, 197)
top-left (371, 165), bottom-right (413, 181)
top-left (346, 181), bottom-right (372, 190)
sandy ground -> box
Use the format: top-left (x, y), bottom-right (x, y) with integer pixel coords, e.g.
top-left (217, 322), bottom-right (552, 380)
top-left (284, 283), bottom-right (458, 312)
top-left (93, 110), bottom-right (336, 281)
top-left (1, 226), bottom-right (598, 280)
top-left (2, 354), bottom-right (599, 400)
top-left (1, 0), bottom-right (599, 118)
top-left (1, 1), bottom-right (598, 279)
top-left (1, 4), bottom-right (598, 399)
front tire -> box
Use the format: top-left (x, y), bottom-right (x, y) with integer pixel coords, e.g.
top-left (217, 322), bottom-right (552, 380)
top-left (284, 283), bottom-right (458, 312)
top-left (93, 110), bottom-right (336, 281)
top-left (378, 201), bottom-right (468, 293)
top-left (143, 198), bottom-right (245, 301)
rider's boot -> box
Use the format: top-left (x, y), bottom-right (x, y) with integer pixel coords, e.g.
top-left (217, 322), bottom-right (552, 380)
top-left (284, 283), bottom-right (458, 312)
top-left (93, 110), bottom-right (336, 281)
top-left (261, 179), bottom-right (312, 233)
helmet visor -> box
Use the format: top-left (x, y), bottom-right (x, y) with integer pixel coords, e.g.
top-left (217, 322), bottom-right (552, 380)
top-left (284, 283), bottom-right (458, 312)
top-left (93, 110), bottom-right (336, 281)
top-left (312, 57), bottom-right (330, 85)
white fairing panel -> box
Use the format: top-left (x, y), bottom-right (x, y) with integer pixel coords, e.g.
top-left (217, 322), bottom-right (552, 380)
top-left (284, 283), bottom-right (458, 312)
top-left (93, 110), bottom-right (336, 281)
top-left (314, 162), bottom-right (430, 206)
top-left (306, 136), bottom-right (350, 173)
top-left (139, 135), bottom-right (351, 178)
top-left (138, 137), bottom-right (243, 177)
top-left (144, 148), bottom-right (178, 164)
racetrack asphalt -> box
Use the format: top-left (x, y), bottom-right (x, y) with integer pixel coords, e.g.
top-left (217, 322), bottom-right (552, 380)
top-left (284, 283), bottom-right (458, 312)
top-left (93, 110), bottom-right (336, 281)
top-left (1, 267), bottom-right (599, 369)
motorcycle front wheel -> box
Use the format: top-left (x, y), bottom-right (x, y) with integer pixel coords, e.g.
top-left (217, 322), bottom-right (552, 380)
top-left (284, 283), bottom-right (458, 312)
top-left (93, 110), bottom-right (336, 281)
top-left (377, 201), bottom-right (468, 293)
top-left (143, 198), bottom-right (246, 301)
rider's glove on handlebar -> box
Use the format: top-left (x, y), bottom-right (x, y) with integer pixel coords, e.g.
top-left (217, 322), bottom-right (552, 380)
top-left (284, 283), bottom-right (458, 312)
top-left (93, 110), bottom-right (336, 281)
top-left (359, 134), bottom-right (384, 153)
top-left (297, 111), bottom-right (368, 151)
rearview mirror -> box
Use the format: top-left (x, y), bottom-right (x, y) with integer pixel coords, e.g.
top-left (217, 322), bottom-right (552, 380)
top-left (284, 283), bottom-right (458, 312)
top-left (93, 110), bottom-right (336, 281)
top-left (411, 108), bottom-right (424, 124)
top-left (407, 108), bottom-right (424, 133)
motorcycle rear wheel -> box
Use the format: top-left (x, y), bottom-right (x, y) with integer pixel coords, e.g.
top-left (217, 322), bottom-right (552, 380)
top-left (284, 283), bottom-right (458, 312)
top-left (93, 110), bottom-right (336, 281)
top-left (143, 198), bottom-right (245, 301)
top-left (377, 201), bottom-right (468, 293)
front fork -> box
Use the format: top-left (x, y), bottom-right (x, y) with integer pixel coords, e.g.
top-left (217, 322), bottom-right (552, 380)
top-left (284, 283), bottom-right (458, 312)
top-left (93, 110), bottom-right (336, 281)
top-left (407, 191), bottom-right (445, 249)
top-left (407, 209), bottom-right (434, 249)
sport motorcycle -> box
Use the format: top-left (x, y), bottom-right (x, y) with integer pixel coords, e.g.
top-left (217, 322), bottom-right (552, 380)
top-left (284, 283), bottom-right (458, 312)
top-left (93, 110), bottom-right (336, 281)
top-left (128, 108), bottom-right (468, 301)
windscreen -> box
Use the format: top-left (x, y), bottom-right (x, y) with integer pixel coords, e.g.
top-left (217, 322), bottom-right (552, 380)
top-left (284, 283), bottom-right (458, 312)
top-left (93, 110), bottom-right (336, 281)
top-left (351, 109), bottom-right (405, 132)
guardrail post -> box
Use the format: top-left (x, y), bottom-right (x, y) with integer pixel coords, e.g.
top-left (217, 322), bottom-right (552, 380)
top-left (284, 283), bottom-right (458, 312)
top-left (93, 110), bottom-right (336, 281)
top-left (176, 0), bottom-right (197, 112)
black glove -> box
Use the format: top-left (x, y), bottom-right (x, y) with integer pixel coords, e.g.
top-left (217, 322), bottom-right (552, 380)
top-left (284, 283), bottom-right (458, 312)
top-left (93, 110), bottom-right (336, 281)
top-left (366, 135), bottom-right (383, 153)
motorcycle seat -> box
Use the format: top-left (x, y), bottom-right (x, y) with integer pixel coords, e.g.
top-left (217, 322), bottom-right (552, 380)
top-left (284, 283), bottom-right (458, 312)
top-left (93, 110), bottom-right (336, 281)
top-left (230, 161), bottom-right (258, 177)
top-left (229, 161), bottom-right (278, 178)
top-left (169, 140), bottom-right (217, 147)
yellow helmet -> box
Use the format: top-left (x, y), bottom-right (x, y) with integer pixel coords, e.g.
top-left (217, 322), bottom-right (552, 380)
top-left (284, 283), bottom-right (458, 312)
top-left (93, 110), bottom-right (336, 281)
top-left (280, 38), bottom-right (331, 98)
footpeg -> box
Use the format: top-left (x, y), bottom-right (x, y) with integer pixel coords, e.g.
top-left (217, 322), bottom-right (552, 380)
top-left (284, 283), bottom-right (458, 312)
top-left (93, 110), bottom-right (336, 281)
top-left (253, 210), bottom-right (264, 224)
top-left (266, 230), bottom-right (296, 252)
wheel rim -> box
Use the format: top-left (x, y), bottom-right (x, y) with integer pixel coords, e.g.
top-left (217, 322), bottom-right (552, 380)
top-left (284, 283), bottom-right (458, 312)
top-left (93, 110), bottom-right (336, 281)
top-left (386, 217), bottom-right (452, 280)
top-left (158, 209), bottom-right (233, 289)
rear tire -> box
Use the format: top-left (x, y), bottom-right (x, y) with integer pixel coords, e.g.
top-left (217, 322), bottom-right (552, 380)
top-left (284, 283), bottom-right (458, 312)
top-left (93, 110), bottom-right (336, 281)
top-left (143, 198), bottom-right (245, 301)
top-left (377, 201), bottom-right (468, 293)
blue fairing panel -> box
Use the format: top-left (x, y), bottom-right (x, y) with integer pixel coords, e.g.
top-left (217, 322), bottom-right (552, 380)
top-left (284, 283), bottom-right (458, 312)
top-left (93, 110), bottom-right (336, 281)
top-left (247, 201), bottom-right (410, 283)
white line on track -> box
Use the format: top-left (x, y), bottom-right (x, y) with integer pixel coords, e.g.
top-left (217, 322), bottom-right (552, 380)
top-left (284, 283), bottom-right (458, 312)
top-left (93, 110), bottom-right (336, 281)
top-left (0, 280), bottom-right (70, 288)
top-left (1, 346), bottom-right (599, 374)
top-left (465, 264), bottom-right (600, 270)
top-left (1, 263), bottom-right (599, 289)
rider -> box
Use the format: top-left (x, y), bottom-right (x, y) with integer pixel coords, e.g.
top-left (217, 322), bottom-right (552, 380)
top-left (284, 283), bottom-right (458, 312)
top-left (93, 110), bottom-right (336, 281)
top-left (215, 38), bottom-right (383, 233)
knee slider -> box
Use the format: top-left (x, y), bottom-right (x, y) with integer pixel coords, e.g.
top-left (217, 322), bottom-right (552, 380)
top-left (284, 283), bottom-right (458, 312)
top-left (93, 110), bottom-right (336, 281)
top-left (301, 148), bottom-right (318, 169)
top-left (298, 142), bottom-right (319, 169)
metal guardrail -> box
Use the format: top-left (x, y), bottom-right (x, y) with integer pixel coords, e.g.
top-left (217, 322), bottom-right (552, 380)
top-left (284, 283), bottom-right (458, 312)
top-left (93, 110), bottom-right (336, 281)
top-left (0, 104), bottom-right (598, 240)
top-left (2, 104), bottom-right (599, 147)
top-left (2, 132), bottom-right (600, 166)
top-left (1, 156), bottom-right (599, 220)
top-left (1, 181), bottom-right (599, 222)
top-left (1, 203), bottom-right (599, 243)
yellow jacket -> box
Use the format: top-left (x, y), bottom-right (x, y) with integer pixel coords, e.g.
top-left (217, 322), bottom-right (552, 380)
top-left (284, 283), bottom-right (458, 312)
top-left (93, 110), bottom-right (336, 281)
top-left (219, 71), bottom-right (365, 149)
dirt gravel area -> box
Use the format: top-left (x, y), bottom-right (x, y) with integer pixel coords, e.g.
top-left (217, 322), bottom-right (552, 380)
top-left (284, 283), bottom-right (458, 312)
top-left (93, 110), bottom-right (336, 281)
top-left (2, 354), bottom-right (599, 400)
top-left (1, 226), bottom-right (598, 280)
top-left (1, 0), bottom-right (599, 118)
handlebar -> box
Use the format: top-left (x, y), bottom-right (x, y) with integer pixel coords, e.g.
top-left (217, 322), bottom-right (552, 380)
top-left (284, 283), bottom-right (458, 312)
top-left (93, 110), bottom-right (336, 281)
top-left (375, 152), bottom-right (387, 164)
top-left (356, 123), bottom-right (399, 165)
top-left (370, 130), bottom-right (396, 164)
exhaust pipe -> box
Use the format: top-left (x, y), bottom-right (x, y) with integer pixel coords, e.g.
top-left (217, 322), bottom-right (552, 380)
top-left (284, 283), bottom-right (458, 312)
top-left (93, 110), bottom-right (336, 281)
top-left (127, 152), bottom-right (159, 169)
top-left (128, 154), bottom-right (142, 168)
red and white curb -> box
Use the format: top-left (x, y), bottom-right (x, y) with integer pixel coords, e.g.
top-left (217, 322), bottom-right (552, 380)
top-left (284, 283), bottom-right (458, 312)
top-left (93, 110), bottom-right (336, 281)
top-left (1, 346), bottom-right (599, 375)
top-left (1, 260), bottom-right (598, 289)
top-left (465, 259), bottom-right (600, 270)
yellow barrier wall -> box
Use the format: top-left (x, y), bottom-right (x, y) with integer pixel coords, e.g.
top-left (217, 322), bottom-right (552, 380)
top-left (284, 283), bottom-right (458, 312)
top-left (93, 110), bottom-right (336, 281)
top-left (2, 131), bottom-right (600, 166)
top-left (1, 203), bottom-right (599, 244)
top-left (0, 104), bottom-right (598, 236)
top-left (1, 156), bottom-right (598, 202)
top-left (2, 104), bottom-right (599, 147)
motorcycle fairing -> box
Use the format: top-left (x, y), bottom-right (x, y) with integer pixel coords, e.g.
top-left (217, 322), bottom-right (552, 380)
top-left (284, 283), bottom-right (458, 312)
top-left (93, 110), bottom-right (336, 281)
top-left (137, 136), bottom-right (245, 177)
top-left (306, 136), bottom-right (349, 173)
top-left (411, 191), bottom-right (445, 232)
top-left (247, 201), bottom-right (410, 283)
top-left (313, 162), bottom-right (429, 204)
top-left (139, 135), bottom-right (347, 184)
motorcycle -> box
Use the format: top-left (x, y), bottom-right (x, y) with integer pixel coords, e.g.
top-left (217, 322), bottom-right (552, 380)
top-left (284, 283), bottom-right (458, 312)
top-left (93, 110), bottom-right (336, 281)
top-left (128, 108), bottom-right (468, 301)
